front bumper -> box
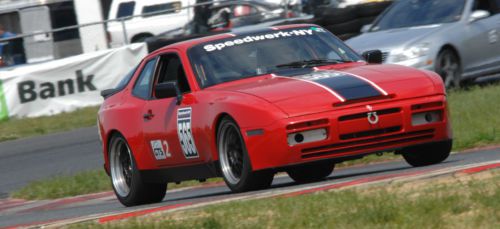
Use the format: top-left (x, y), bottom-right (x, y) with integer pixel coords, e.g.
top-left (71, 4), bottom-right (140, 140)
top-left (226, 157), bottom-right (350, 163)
top-left (242, 94), bottom-right (452, 171)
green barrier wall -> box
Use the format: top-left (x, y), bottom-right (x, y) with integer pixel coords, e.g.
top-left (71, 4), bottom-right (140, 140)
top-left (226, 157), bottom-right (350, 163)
top-left (0, 80), bottom-right (9, 121)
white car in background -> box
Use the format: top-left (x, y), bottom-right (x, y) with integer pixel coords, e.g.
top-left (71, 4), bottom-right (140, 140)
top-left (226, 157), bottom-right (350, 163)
top-left (107, 0), bottom-right (196, 47)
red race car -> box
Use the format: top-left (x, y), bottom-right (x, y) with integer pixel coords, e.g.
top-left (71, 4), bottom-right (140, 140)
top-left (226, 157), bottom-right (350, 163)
top-left (98, 24), bottom-right (452, 206)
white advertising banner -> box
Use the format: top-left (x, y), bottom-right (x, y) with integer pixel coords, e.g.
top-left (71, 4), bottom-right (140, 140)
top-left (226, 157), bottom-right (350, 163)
top-left (0, 43), bottom-right (148, 119)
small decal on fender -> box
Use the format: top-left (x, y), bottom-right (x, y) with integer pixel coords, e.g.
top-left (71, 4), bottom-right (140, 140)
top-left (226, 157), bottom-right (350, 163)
top-left (150, 140), bottom-right (171, 160)
top-left (177, 107), bottom-right (199, 159)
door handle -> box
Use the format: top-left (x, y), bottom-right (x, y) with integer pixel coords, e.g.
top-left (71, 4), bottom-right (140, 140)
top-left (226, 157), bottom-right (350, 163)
top-left (143, 110), bottom-right (154, 120)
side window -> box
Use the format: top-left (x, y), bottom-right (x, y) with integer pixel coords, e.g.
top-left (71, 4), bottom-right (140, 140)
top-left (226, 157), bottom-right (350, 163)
top-left (155, 54), bottom-right (191, 98)
top-left (142, 2), bottom-right (182, 17)
top-left (117, 2), bottom-right (135, 19)
top-left (473, 0), bottom-right (495, 15)
top-left (494, 0), bottom-right (500, 13)
top-left (133, 59), bottom-right (157, 99)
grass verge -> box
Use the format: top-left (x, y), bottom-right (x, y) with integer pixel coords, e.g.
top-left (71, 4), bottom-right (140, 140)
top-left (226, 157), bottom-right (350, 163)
top-left (0, 106), bottom-right (99, 142)
top-left (11, 170), bottom-right (223, 200)
top-left (448, 85), bottom-right (500, 150)
top-left (11, 170), bottom-right (110, 200)
top-left (8, 84), bottom-right (500, 200)
top-left (71, 170), bottom-right (500, 229)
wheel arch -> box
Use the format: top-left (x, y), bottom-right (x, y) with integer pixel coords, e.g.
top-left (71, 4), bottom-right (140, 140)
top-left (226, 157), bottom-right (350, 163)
top-left (438, 44), bottom-right (462, 66)
top-left (131, 33), bottom-right (154, 43)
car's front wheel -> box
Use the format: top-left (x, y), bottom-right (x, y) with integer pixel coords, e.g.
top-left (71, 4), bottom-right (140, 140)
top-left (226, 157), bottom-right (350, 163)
top-left (217, 117), bottom-right (274, 192)
top-left (109, 134), bottom-right (166, 206)
top-left (399, 140), bottom-right (452, 167)
top-left (436, 49), bottom-right (461, 88)
top-left (287, 161), bottom-right (335, 183)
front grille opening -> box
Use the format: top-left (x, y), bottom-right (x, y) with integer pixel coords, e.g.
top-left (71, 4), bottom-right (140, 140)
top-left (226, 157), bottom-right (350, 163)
top-left (339, 108), bottom-right (401, 122)
top-left (333, 94), bottom-right (395, 107)
top-left (302, 129), bottom-right (435, 155)
top-left (287, 119), bottom-right (329, 131)
top-left (340, 126), bottom-right (401, 140)
top-left (301, 134), bottom-right (434, 159)
top-left (412, 101), bottom-right (443, 111)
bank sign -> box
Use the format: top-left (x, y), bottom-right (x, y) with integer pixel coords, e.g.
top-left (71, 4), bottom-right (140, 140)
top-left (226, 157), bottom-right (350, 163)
top-left (0, 43), bottom-right (147, 119)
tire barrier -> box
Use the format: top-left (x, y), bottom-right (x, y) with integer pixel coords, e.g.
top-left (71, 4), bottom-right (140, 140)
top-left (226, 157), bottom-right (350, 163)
top-left (315, 1), bottom-right (393, 40)
top-left (144, 1), bottom-right (394, 53)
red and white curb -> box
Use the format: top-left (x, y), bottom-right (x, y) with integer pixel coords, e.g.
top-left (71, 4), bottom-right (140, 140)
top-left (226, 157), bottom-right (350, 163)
top-left (3, 160), bottom-right (494, 229)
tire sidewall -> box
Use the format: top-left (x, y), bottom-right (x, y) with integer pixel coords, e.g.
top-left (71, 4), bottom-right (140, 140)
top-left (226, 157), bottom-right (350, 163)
top-left (217, 117), bottom-right (253, 192)
top-left (109, 134), bottom-right (163, 206)
top-left (401, 141), bottom-right (452, 167)
top-left (287, 161), bottom-right (335, 183)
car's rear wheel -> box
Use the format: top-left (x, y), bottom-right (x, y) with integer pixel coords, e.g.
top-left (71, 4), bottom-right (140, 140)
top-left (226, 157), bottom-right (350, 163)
top-left (287, 161), bottom-right (335, 183)
top-left (399, 140), bottom-right (452, 167)
top-left (436, 49), bottom-right (461, 88)
top-left (109, 134), bottom-right (166, 206)
top-left (217, 117), bottom-right (274, 192)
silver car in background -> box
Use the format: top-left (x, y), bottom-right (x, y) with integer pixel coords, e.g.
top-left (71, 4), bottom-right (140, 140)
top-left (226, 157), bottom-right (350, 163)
top-left (346, 0), bottom-right (500, 87)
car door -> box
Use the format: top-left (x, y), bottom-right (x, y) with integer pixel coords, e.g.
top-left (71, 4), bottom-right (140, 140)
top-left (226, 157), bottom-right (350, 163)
top-left (141, 52), bottom-right (204, 167)
top-left (462, 0), bottom-right (500, 75)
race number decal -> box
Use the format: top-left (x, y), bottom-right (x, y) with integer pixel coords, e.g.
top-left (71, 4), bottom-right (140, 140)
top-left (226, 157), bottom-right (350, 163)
top-left (150, 140), bottom-right (171, 160)
top-left (177, 107), bottom-right (199, 158)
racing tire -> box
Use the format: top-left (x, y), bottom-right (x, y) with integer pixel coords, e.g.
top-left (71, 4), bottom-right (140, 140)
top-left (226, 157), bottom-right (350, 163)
top-left (313, 5), bottom-right (332, 19)
top-left (435, 49), bottom-right (462, 88)
top-left (321, 7), bottom-right (357, 25)
top-left (109, 134), bottom-right (167, 206)
top-left (325, 20), bottom-right (362, 35)
top-left (399, 140), bottom-right (452, 167)
top-left (217, 117), bottom-right (274, 192)
top-left (287, 161), bottom-right (335, 183)
top-left (337, 33), bottom-right (359, 41)
top-left (359, 16), bottom-right (377, 27)
top-left (356, 2), bottom-right (393, 18)
top-left (131, 34), bottom-right (153, 43)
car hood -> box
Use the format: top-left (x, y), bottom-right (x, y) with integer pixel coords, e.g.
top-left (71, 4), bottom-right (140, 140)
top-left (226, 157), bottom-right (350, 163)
top-left (211, 64), bottom-right (439, 117)
top-left (346, 24), bottom-right (445, 53)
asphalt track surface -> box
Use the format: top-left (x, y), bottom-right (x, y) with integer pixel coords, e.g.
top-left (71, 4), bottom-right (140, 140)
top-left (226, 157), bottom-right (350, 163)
top-left (0, 131), bottom-right (498, 228)
top-left (0, 127), bottom-right (102, 199)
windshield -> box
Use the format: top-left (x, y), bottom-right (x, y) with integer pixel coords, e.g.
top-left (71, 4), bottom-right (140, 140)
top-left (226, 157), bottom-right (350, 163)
top-left (188, 27), bottom-right (361, 88)
top-left (371, 0), bottom-right (466, 32)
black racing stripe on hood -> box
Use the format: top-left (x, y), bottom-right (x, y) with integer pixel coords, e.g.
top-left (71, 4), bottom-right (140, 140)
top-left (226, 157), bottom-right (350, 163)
top-left (273, 68), bottom-right (315, 77)
top-left (296, 71), bottom-right (382, 101)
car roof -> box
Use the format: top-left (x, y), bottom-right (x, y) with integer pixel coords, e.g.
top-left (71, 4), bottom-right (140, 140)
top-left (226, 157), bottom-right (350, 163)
top-left (150, 23), bottom-right (316, 55)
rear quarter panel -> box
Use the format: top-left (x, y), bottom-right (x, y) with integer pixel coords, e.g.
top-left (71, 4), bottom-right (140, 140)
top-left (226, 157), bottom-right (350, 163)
top-left (99, 88), bottom-right (147, 171)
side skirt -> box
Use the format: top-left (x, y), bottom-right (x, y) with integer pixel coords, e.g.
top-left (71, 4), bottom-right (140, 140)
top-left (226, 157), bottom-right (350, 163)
top-left (140, 162), bottom-right (221, 184)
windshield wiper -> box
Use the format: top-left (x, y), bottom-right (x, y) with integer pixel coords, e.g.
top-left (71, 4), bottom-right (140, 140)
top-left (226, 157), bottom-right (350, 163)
top-left (276, 59), bottom-right (349, 69)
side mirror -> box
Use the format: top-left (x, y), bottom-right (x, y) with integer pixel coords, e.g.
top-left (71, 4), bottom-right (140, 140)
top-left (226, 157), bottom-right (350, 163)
top-left (362, 50), bottom-right (383, 64)
top-left (100, 88), bottom-right (118, 99)
top-left (155, 81), bottom-right (182, 104)
top-left (469, 10), bottom-right (490, 22)
top-left (361, 24), bottom-right (372, 33)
